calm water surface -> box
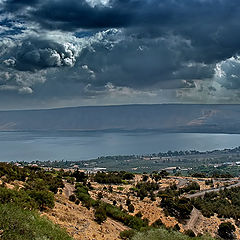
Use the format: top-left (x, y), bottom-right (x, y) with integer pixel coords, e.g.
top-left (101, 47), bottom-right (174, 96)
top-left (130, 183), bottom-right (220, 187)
top-left (0, 131), bottom-right (240, 162)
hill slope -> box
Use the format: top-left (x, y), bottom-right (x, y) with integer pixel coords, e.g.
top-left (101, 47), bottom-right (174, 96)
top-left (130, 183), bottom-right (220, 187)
top-left (0, 104), bottom-right (239, 133)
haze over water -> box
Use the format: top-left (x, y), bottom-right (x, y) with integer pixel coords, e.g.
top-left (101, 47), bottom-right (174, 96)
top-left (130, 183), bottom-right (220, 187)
top-left (0, 131), bottom-right (240, 162)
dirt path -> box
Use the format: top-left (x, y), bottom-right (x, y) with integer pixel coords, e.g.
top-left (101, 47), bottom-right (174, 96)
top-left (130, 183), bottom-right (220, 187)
top-left (177, 178), bottom-right (188, 188)
top-left (186, 207), bottom-right (201, 231)
top-left (108, 218), bottom-right (129, 232)
top-left (63, 181), bottom-right (75, 198)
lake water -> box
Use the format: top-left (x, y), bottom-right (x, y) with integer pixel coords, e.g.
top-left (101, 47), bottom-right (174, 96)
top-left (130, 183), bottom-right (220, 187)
top-left (0, 131), bottom-right (240, 162)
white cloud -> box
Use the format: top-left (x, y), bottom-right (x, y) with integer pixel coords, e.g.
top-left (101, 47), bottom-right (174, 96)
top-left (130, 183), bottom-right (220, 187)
top-left (214, 56), bottom-right (240, 89)
top-left (18, 86), bottom-right (33, 94)
top-left (85, 0), bottom-right (110, 7)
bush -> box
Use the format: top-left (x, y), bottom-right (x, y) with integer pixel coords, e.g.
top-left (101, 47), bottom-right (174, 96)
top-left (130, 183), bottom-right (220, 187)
top-left (72, 170), bottom-right (87, 182)
top-left (94, 205), bottom-right (107, 224)
top-left (0, 187), bottom-right (54, 211)
top-left (128, 204), bottom-right (135, 213)
top-left (192, 187), bottom-right (240, 220)
top-left (183, 182), bottom-right (200, 193)
top-left (160, 197), bottom-right (193, 220)
top-left (104, 203), bottom-right (147, 230)
top-left (142, 175), bottom-right (148, 181)
top-left (135, 211), bottom-right (143, 218)
top-left (94, 172), bottom-right (122, 184)
top-left (69, 194), bottom-right (76, 202)
top-left (173, 224), bottom-right (180, 231)
top-left (120, 230), bottom-right (136, 240)
top-left (151, 219), bottom-right (163, 228)
top-left (184, 229), bottom-right (196, 237)
top-left (97, 192), bottom-right (103, 200)
top-left (108, 185), bottom-right (113, 192)
top-left (28, 190), bottom-right (55, 210)
top-left (126, 198), bottom-right (131, 206)
top-left (218, 222), bottom-right (236, 239)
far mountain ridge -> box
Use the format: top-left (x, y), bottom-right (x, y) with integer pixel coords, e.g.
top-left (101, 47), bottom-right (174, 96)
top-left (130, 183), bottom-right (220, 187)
top-left (0, 104), bottom-right (239, 133)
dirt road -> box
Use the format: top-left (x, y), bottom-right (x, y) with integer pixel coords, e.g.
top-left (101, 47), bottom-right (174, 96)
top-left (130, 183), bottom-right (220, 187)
top-left (63, 181), bottom-right (75, 198)
top-left (185, 207), bottom-right (201, 231)
top-left (186, 180), bottom-right (240, 198)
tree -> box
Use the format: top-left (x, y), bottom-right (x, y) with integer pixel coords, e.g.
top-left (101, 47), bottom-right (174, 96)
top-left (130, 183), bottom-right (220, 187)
top-left (151, 218), bottom-right (163, 228)
top-left (218, 222), bottom-right (236, 239)
top-left (69, 194), bottom-right (76, 202)
top-left (150, 191), bottom-right (156, 201)
top-left (128, 204), bottom-right (135, 213)
top-left (120, 230), bottom-right (136, 240)
top-left (29, 190), bottom-right (54, 210)
top-left (94, 205), bottom-right (107, 224)
top-left (142, 175), bottom-right (148, 182)
top-left (184, 229), bottom-right (196, 237)
top-left (73, 170), bottom-right (87, 182)
top-left (108, 185), bottom-right (113, 193)
top-left (135, 211), bottom-right (143, 218)
top-left (126, 198), bottom-right (131, 206)
top-left (97, 192), bottom-right (103, 200)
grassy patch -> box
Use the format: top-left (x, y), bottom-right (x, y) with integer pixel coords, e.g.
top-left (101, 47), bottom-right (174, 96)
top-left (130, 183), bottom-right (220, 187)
top-left (0, 204), bottom-right (72, 240)
top-left (131, 228), bottom-right (215, 240)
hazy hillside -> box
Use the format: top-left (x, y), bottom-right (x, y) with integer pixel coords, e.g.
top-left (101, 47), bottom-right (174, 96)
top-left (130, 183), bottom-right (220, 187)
top-left (0, 104), bottom-right (239, 133)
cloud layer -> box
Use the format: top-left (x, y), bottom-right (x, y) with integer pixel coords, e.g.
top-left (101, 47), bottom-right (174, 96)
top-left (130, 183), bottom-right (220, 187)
top-left (0, 0), bottom-right (240, 108)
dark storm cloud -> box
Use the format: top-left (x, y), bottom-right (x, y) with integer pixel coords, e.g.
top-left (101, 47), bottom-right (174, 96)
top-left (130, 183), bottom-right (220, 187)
top-left (3, 0), bottom-right (239, 31)
top-left (2, 0), bottom-right (240, 107)
top-left (2, 37), bottom-right (78, 71)
top-left (78, 36), bottom-right (215, 89)
top-left (3, 0), bottom-right (240, 63)
top-left (3, 0), bottom-right (37, 11)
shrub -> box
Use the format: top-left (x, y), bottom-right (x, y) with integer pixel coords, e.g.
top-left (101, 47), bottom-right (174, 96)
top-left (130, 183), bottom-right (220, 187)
top-left (135, 211), bottom-right (143, 218)
top-left (69, 194), bottom-right (76, 202)
top-left (151, 219), bottom-right (163, 228)
top-left (72, 170), bottom-right (87, 182)
top-left (142, 175), bottom-right (148, 182)
top-left (184, 229), bottom-right (196, 237)
top-left (126, 199), bottom-right (131, 206)
top-left (0, 187), bottom-right (54, 211)
top-left (108, 185), bottom-right (113, 192)
top-left (128, 204), bottom-right (135, 213)
top-left (97, 192), bottom-right (103, 200)
top-left (120, 230), bottom-right (136, 240)
top-left (218, 222), bottom-right (236, 239)
top-left (94, 205), bottom-right (107, 224)
top-left (28, 190), bottom-right (54, 210)
top-left (160, 197), bottom-right (193, 220)
top-left (173, 224), bottom-right (180, 231)
top-left (183, 182), bottom-right (200, 193)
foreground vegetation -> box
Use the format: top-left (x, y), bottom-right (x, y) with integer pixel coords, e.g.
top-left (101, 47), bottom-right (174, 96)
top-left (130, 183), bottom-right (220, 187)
top-left (0, 162), bottom-right (239, 239)
top-left (0, 163), bottom-right (72, 240)
top-left (129, 227), bottom-right (215, 240)
top-left (0, 204), bottom-right (72, 240)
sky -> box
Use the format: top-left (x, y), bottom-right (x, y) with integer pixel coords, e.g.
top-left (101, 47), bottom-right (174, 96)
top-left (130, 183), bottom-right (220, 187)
top-left (1, 0), bottom-right (240, 109)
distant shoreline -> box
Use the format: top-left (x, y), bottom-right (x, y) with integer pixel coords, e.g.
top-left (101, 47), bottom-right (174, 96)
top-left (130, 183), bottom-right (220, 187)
top-left (0, 129), bottom-right (240, 134)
